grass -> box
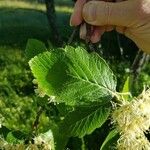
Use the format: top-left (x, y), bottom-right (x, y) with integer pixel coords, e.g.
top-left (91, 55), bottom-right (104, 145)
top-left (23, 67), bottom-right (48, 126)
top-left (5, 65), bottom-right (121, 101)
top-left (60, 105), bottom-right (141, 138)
top-left (0, 46), bottom-right (37, 132)
top-left (0, 0), bottom-right (73, 48)
top-left (0, 0), bottom-right (73, 13)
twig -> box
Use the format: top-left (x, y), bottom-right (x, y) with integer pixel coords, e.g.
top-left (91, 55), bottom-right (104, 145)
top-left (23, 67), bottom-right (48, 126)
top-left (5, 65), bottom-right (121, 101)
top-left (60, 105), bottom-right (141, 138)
top-left (32, 106), bottom-right (43, 135)
top-left (68, 27), bottom-right (79, 45)
top-left (45, 0), bottom-right (63, 46)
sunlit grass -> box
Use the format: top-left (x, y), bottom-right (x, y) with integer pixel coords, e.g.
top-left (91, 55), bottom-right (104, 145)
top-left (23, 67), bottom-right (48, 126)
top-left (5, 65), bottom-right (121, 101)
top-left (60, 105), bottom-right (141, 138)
top-left (0, 0), bottom-right (72, 47)
top-left (0, 0), bottom-right (73, 13)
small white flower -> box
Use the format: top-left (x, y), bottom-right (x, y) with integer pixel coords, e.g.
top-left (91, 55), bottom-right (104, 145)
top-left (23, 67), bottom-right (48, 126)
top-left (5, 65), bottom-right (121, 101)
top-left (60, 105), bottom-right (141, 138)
top-left (34, 136), bottom-right (44, 145)
top-left (48, 96), bottom-right (56, 103)
top-left (34, 87), bottom-right (46, 97)
top-left (33, 130), bottom-right (54, 150)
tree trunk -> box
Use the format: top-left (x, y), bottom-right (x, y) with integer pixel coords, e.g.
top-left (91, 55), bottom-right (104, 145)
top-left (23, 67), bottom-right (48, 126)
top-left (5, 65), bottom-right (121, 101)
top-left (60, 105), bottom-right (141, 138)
top-left (45, 0), bottom-right (62, 46)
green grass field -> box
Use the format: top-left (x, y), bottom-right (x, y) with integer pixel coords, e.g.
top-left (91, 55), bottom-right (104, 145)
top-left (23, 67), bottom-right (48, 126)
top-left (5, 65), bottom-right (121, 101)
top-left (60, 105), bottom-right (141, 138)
top-left (0, 0), bottom-right (72, 48)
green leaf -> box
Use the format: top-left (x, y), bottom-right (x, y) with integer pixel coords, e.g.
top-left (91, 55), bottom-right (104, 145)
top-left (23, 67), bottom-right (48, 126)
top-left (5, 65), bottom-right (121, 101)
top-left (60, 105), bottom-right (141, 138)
top-left (29, 46), bottom-right (116, 106)
top-left (100, 129), bottom-right (119, 150)
top-left (122, 77), bottom-right (129, 93)
top-left (29, 49), bottom-right (68, 98)
top-left (56, 103), bottom-right (73, 117)
top-left (122, 77), bottom-right (132, 101)
top-left (12, 131), bottom-right (27, 140)
top-left (25, 39), bottom-right (47, 60)
top-left (59, 105), bottom-right (111, 138)
top-left (6, 132), bottom-right (19, 144)
top-left (48, 121), bottom-right (69, 150)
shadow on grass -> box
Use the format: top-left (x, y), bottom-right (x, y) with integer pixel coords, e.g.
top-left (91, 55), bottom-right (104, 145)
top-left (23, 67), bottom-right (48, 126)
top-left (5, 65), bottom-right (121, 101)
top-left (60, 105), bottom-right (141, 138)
top-left (0, 7), bottom-right (72, 49)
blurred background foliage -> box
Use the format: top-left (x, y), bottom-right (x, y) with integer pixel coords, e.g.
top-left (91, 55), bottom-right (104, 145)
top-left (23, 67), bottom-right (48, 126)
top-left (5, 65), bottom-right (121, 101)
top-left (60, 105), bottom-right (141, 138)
top-left (0, 0), bottom-right (149, 149)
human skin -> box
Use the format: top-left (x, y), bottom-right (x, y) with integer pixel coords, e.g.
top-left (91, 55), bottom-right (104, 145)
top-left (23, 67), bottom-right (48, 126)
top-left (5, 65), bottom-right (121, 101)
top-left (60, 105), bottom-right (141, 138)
top-left (70, 0), bottom-right (150, 54)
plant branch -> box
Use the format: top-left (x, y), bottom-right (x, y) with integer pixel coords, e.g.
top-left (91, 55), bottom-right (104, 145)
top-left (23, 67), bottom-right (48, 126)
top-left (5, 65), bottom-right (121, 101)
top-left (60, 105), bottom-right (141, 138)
top-left (32, 106), bottom-right (43, 135)
top-left (68, 27), bottom-right (79, 45)
top-left (45, 0), bottom-right (63, 45)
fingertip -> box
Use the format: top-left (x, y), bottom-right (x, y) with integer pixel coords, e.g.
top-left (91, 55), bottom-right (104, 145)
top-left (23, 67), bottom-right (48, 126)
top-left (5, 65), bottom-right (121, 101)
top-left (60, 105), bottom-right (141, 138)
top-left (70, 14), bottom-right (83, 26)
top-left (90, 27), bottom-right (105, 43)
top-left (90, 36), bottom-right (100, 43)
top-left (70, 0), bottom-right (87, 26)
top-left (80, 23), bottom-right (87, 40)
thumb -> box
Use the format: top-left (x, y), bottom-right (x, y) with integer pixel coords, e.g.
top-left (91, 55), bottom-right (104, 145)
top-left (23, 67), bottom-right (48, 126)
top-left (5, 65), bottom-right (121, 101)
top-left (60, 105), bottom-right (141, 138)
top-left (82, 0), bottom-right (139, 27)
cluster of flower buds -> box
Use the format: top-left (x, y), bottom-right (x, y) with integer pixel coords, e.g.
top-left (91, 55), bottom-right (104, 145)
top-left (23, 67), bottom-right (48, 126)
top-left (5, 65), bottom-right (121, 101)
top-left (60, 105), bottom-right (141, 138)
top-left (112, 89), bottom-right (150, 150)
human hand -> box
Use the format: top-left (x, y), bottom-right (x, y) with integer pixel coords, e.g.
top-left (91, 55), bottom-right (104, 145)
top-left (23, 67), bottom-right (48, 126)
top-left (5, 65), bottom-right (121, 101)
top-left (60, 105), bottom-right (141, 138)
top-left (71, 0), bottom-right (115, 43)
top-left (70, 0), bottom-right (150, 54)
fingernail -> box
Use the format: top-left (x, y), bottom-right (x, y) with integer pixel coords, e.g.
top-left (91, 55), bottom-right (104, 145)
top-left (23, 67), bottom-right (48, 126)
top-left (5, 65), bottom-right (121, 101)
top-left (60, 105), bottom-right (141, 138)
top-left (80, 23), bottom-right (87, 40)
top-left (70, 19), bottom-right (73, 26)
top-left (70, 14), bottom-right (74, 26)
top-left (83, 2), bottom-right (96, 23)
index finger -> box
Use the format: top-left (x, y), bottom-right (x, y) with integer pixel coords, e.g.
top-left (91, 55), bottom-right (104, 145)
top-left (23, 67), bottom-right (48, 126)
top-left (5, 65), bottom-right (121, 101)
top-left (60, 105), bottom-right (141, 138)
top-left (70, 0), bottom-right (87, 26)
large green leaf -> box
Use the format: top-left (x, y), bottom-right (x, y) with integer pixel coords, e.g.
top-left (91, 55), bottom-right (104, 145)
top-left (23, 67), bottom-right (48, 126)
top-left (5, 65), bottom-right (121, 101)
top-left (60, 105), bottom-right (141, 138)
top-left (29, 49), bottom-right (68, 98)
top-left (59, 105), bottom-right (111, 138)
top-left (29, 46), bottom-right (116, 105)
